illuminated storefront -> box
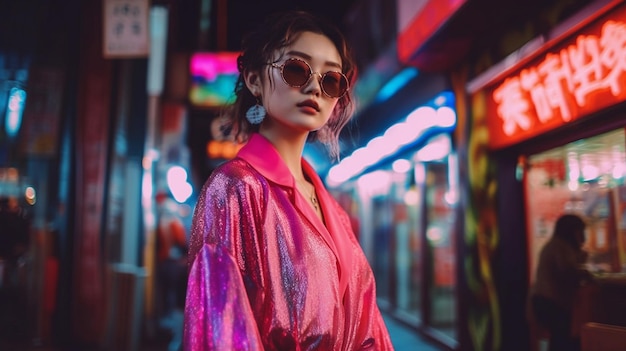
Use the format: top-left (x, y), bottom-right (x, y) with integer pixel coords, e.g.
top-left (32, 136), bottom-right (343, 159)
top-left (327, 92), bottom-right (460, 347)
top-left (467, 1), bottom-right (626, 349)
top-left (480, 0), bottom-right (626, 275)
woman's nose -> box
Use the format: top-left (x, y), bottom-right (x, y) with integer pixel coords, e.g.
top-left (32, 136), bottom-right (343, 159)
top-left (303, 72), bottom-right (323, 96)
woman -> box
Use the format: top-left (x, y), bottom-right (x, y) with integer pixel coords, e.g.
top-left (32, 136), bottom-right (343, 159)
top-left (530, 214), bottom-right (590, 351)
top-left (184, 10), bottom-right (394, 351)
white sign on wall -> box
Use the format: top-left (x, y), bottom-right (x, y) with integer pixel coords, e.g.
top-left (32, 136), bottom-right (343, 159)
top-left (103, 0), bottom-right (150, 58)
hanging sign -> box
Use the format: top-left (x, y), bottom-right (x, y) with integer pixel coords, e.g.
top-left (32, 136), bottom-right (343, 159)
top-left (103, 0), bottom-right (150, 58)
top-left (486, 2), bottom-right (626, 149)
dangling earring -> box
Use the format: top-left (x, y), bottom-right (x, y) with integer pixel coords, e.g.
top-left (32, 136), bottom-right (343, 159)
top-left (246, 98), bottom-right (266, 124)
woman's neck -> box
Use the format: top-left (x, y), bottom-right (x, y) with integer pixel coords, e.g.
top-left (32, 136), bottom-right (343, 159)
top-left (259, 129), bottom-right (308, 180)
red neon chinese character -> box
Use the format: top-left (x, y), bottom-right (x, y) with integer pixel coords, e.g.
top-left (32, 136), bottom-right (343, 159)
top-left (600, 21), bottom-right (626, 97)
top-left (520, 68), bottom-right (553, 123)
top-left (538, 52), bottom-right (573, 121)
top-left (493, 77), bottom-right (531, 135)
top-left (569, 35), bottom-right (604, 106)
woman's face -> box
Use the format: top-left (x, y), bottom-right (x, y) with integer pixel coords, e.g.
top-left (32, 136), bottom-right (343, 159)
top-left (258, 31), bottom-right (342, 137)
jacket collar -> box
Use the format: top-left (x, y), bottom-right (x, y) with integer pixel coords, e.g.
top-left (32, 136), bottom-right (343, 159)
top-left (236, 133), bottom-right (331, 248)
top-left (237, 133), bottom-right (295, 187)
top-left (237, 133), bottom-right (353, 297)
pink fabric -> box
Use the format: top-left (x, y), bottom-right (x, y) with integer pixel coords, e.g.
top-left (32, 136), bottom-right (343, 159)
top-left (185, 133), bottom-right (393, 350)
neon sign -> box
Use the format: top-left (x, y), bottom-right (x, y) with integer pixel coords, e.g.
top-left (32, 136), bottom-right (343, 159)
top-left (189, 52), bottom-right (239, 108)
top-left (487, 3), bottom-right (626, 149)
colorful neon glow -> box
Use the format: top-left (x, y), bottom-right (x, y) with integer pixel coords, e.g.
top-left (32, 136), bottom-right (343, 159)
top-left (327, 92), bottom-right (456, 186)
top-left (189, 52), bottom-right (240, 107)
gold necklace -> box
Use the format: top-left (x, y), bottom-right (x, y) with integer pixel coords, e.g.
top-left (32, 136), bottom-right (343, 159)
top-left (309, 191), bottom-right (319, 212)
top-left (297, 178), bottom-right (320, 212)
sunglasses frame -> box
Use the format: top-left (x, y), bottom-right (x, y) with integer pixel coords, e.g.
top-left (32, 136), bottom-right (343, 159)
top-left (270, 58), bottom-right (349, 98)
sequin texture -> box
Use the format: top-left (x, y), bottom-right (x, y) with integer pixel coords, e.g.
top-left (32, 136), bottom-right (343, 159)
top-left (184, 134), bottom-right (394, 350)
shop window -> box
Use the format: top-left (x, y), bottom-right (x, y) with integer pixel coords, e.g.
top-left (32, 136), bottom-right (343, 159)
top-left (526, 128), bottom-right (626, 281)
top-left (424, 157), bottom-right (458, 340)
top-left (391, 168), bottom-right (423, 321)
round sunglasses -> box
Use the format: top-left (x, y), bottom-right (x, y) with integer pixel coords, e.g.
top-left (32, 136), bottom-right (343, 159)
top-left (270, 58), bottom-right (349, 98)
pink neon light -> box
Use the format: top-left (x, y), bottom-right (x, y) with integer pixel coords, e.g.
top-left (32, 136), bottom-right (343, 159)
top-left (189, 52), bottom-right (240, 107)
top-left (190, 52), bottom-right (239, 81)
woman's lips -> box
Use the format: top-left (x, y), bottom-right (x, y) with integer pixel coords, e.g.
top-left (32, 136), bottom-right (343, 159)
top-left (297, 99), bottom-right (320, 112)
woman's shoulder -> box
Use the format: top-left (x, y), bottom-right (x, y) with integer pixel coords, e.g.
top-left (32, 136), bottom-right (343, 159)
top-left (198, 158), bottom-right (268, 196)
top-left (209, 158), bottom-right (265, 184)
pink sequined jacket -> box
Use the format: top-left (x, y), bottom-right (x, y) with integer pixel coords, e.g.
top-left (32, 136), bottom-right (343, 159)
top-left (184, 133), bottom-right (394, 350)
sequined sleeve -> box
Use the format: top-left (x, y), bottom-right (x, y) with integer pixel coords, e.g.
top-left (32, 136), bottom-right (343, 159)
top-left (184, 161), bottom-right (266, 350)
top-left (184, 243), bottom-right (263, 350)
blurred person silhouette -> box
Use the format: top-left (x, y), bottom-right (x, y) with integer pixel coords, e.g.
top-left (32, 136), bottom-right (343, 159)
top-left (184, 10), bottom-right (394, 350)
top-left (156, 192), bottom-right (188, 351)
top-left (530, 214), bottom-right (591, 351)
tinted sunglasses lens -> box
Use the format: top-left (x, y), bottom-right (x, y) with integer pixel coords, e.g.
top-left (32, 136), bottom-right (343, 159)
top-left (282, 60), bottom-right (311, 86)
top-left (322, 72), bottom-right (348, 98)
